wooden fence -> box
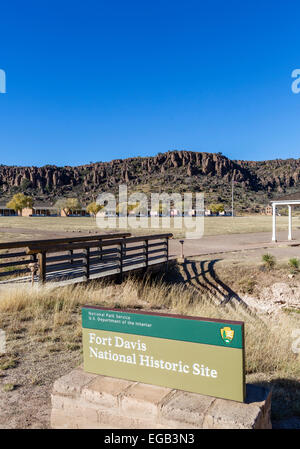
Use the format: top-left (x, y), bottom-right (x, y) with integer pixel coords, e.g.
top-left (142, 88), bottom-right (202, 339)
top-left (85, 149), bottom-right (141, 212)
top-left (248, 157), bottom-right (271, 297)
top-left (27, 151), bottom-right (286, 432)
top-left (0, 233), bottom-right (173, 284)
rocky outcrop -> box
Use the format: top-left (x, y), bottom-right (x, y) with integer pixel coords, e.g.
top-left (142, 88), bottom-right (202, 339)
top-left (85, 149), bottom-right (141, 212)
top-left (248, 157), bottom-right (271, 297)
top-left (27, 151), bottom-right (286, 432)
top-left (0, 151), bottom-right (299, 209)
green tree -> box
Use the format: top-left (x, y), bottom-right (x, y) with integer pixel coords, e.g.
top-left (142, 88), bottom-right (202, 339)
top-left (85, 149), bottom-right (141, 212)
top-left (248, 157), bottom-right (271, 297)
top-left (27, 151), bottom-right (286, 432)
top-left (209, 203), bottom-right (224, 214)
top-left (127, 202), bottom-right (140, 214)
top-left (6, 193), bottom-right (33, 216)
top-left (54, 197), bottom-right (82, 216)
top-left (86, 202), bottom-right (103, 217)
top-left (115, 202), bottom-right (141, 216)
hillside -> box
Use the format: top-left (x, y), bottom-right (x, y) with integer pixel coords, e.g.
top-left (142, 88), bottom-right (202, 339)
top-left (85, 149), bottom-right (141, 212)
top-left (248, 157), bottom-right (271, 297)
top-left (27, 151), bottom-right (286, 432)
top-left (1, 151), bottom-right (300, 212)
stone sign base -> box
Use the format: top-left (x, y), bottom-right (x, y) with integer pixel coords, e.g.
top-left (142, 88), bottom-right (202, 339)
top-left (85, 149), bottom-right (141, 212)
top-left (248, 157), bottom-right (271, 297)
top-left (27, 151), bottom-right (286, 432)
top-left (50, 367), bottom-right (272, 429)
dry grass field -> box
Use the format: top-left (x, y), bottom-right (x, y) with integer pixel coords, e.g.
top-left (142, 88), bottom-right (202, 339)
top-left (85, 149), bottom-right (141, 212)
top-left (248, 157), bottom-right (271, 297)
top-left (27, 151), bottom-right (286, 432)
top-left (0, 214), bottom-right (296, 241)
top-left (0, 214), bottom-right (299, 428)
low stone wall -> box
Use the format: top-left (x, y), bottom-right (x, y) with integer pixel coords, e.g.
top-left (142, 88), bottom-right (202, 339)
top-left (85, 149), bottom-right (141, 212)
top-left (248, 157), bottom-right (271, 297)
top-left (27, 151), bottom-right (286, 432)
top-left (50, 367), bottom-right (272, 429)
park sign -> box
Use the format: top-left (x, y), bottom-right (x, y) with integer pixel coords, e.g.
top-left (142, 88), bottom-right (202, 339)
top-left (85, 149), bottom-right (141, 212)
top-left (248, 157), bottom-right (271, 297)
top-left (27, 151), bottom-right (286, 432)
top-left (82, 306), bottom-right (245, 402)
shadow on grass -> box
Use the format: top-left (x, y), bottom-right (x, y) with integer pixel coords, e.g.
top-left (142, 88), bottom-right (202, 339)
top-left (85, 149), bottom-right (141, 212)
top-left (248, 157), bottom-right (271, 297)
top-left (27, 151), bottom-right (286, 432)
top-left (164, 258), bottom-right (251, 310)
top-left (249, 378), bottom-right (300, 428)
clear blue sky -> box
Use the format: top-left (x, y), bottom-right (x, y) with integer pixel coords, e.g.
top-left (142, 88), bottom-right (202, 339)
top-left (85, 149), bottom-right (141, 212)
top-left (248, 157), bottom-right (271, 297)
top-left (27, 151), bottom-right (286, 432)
top-left (0, 0), bottom-right (300, 166)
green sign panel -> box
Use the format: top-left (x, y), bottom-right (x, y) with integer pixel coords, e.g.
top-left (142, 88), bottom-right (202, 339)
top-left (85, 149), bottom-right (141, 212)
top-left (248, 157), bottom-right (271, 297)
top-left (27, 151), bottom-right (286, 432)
top-left (82, 306), bottom-right (245, 402)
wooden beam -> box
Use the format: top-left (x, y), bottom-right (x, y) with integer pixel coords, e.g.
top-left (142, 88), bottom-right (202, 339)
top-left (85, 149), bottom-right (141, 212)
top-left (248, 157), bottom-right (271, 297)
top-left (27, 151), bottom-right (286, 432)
top-left (82, 248), bottom-right (90, 281)
top-left (38, 252), bottom-right (46, 283)
top-left (0, 232), bottom-right (131, 250)
top-left (145, 239), bottom-right (149, 268)
top-left (25, 233), bottom-right (173, 255)
top-left (119, 242), bottom-right (123, 283)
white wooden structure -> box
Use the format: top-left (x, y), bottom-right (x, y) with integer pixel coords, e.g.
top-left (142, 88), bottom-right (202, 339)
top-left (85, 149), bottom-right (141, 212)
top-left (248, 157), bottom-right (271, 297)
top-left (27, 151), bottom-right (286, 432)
top-left (271, 199), bottom-right (300, 241)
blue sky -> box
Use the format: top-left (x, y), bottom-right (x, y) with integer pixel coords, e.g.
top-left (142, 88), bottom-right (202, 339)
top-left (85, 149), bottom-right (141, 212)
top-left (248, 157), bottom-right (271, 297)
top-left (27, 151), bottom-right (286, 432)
top-left (0, 0), bottom-right (300, 166)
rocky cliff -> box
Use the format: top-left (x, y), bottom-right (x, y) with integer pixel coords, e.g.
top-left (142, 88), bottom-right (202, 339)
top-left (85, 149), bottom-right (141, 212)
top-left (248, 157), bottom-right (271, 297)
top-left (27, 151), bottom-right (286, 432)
top-left (1, 151), bottom-right (299, 212)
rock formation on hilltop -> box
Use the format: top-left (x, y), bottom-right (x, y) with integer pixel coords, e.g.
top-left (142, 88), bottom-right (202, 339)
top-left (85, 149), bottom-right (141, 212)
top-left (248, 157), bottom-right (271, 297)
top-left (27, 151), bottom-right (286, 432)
top-left (0, 151), bottom-right (300, 212)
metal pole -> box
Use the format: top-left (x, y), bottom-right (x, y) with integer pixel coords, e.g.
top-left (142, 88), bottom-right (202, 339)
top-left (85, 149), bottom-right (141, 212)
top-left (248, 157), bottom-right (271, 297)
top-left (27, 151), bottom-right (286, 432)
top-left (288, 205), bottom-right (292, 241)
top-left (272, 203), bottom-right (277, 242)
top-left (179, 240), bottom-right (184, 259)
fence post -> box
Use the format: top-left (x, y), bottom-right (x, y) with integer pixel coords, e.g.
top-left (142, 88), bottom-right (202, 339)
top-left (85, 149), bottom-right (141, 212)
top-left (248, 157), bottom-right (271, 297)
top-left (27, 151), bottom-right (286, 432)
top-left (83, 247), bottom-right (90, 281)
top-left (165, 237), bottom-right (169, 270)
top-left (38, 251), bottom-right (46, 283)
top-left (145, 239), bottom-right (149, 268)
top-left (29, 253), bottom-right (38, 285)
top-left (122, 236), bottom-right (127, 260)
top-left (99, 239), bottom-right (103, 261)
top-left (119, 242), bottom-right (123, 283)
top-left (30, 253), bottom-right (37, 264)
top-left (68, 249), bottom-right (74, 265)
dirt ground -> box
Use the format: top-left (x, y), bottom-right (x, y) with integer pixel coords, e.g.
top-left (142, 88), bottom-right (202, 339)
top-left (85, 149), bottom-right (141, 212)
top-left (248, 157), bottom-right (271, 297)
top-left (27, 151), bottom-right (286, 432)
top-left (0, 347), bottom-right (81, 428)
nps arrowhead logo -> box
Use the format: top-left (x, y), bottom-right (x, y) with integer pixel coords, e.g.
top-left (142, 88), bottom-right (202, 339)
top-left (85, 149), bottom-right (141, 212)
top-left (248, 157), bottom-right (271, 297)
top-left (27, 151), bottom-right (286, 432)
top-left (220, 327), bottom-right (235, 344)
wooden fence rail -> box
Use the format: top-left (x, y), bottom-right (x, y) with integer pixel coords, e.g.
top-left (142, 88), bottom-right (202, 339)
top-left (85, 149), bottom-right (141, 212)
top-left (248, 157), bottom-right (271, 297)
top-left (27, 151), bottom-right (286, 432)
top-left (0, 233), bottom-right (130, 281)
top-left (0, 232), bottom-right (131, 250)
top-left (0, 233), bottom-right (173, 284)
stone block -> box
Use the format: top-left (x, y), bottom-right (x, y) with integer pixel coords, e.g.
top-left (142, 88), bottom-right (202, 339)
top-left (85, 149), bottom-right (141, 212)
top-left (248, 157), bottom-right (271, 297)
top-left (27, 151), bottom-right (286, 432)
top-left (97, 410), bottom-right (156, 429)
top-left (51, 408), bottom-right (80, 429)
top-left (50, 369), bottom-right (272, 429)
top-left (202, 384), bottom-right (272, 429)
top-left (81, 375), bottom-right (133, 409)
top-left (52, 367), bottom-right (97, 398)
top-left (161, 391), bottom-right (215, 427)
top-left (120, 382), bottom-right (173, 419)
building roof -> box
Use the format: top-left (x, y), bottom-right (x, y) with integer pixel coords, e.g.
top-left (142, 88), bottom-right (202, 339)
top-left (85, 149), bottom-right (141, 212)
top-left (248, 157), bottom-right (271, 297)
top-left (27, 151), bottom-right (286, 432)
top-left (0, 202), bottom-right (87, 210)
top-left (33, 206), bottom-right (57, 210)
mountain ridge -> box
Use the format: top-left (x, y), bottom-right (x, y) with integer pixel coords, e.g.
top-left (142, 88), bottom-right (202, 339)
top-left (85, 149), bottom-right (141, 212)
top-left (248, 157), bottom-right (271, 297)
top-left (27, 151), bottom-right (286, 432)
top-left (1, 151), bottom-right (299, 212)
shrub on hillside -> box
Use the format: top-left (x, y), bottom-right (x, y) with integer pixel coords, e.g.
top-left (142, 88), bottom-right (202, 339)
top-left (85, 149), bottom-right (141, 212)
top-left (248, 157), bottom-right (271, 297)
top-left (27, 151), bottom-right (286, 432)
top-left (262, 253), bottom-right (276, 270)
top-left (288, 257), bottom-right (299, 274)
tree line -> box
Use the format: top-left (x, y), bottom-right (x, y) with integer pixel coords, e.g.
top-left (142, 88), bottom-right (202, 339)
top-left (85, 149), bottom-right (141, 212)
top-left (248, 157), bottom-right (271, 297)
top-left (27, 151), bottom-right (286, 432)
top-left (5, 193), bottom-right (103, 217)
top-left (5, 193), bottom-right (226, 216)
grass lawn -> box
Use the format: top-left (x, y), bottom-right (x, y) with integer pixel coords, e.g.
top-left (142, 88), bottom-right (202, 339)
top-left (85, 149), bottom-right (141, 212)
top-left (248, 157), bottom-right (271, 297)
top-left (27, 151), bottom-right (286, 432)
top-left (0, 215), bottom-right (296, 241)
